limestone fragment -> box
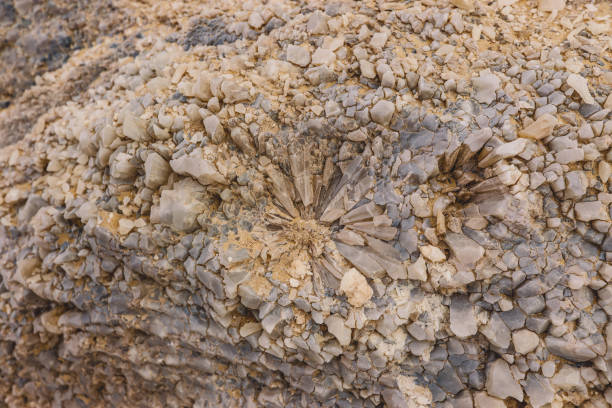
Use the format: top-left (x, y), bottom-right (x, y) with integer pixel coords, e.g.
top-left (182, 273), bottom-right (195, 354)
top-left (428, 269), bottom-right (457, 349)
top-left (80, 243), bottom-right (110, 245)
top-left (339, 268), bottom-right (373, 308)
top-left (480, 312), bottom-right (511, 348)
top-left (450, 0), bottom-right (474, 11)
top-left (325, 315), bottom-right (351, 346)
top-left (287, 45), bottom-right (311, 67)
top-left (203, 114), bottom-right (225, 143)
top-left (518, 114), bottom-right (557, 139)
top-left (122, 112), bottom-right (147, 141)
top-left (444, 233), bottom-right (484, 268)
top-left (144, 152), bottom-right (170, 189)
top-left (150, 179), bottom-right (206, 231)
top-left (450, 295), bottom-right (478, 338)
top-left (420, 245), bottom-right (446, 262)
top-left (486, 359), bottom-right (523, 401)
top-left (574, 201), bottom-right (608, 222)
top-left (169, 148), bottom-right (227, 185)
top-left (472, 73), bottom-right (500, 104)
top-left (512, 329), bottom-right (540, 354)
top-left (525, 374), bottom-right (555, 408)
top-left (110, 152), bottom-right (137, 180)
top-left (370, 100), bottom-right (395, 125)
top-left (567, 73), bottom-right (595, 105)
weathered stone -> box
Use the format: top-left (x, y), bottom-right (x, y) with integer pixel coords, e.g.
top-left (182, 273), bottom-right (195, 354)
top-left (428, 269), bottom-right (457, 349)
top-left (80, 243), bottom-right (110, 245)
top-left (518, 114), bottom-right (557, 140)
top-left (574, 201), bottom-right (608, 222)
top-left (486, 359), bottom-right (523, 401)
top-left (567, 73), bottom-right (595, 105)
top-left (444, 233), bottom-right (484, 268)
top-left (339, 268), bottom-right (372, 307)
top-left (144, 151), bottom-right (171, 189)
top-left (110, 152), bottom-right (137, 180)
top-left (170, 148), bottom-right (227, 185)
top-left (525, 373), bottom-right (554, 408)
top-left (420, 245), bottom-right (446, 262)
top-left (472, 73), bottom-right (500, 104)
top-left (370, 100), bottom-right (395, 125)
top-left (564, 171), bottom-right (587, 200)
top-left (480, 312), bottom-right (511, 348)
top-left (287, 45), bottom-right (311, 67)
top-left (122, 112), bottom-right (147, 141)
top-left (450, 295), bottom-right (478, 338)
top-left (545, 336), bottom-right (597, 362)
top-left (512, 329), bottom-right (540, 354)
top-left (150, 179), bottom-right (206, 231)
top-left (325, 315), bottom-right (351, 346)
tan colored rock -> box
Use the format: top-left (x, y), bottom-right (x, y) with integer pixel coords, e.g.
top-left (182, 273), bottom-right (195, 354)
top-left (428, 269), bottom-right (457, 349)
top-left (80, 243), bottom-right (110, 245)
top-left (144, 151), bottom-right (171, 189)
top-left (287, 45), bottom-right (311, 67)
top-left (513, 329), bottom-right (540, 354)
top-left (359, 60), bottom-right (376, 79)
top-left (600, 161), bottom-right (611, 184)
top-left (518, 113), bottom-right (557, 140)
top-left (169, 148), bottom-right (227, 185)
top-left (122, 112), bottom-right (147, 141)
top-left (339, 268), bottom-right (373, 307)
top-left (605, 93), bottom-right (612, 110)
top-left (407, 255), bottom-right (428, 281)
top-left (192, 71), bottom-right (212, 101)
top-left (325, 315), bottom-right (351, 346)
top-left (539, 0), bottom-right (565, 11)
top-left (567, 73), bottom-right (595, 105)
top-left (420, 245), bottom-right (446, 262)
top-left (450, 0), bottom-right (474, 11)
top-left (574, 201), bottom-right (608, 222)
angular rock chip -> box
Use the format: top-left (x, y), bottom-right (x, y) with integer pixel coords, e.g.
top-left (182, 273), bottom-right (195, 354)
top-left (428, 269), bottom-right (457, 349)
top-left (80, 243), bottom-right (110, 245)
top-left (444, 233), bottom-right (484, 268)
top-left (450, 295), bottom-right (478, 338)
top-left (325, 314), bottom-right (351, 346)
top-left (486, 359), bottom-right (523, 401)
top-left (144, 151), bottom-right (170, 189)
top-left (525, 373), bottom-right (554, 408)
top-left (518, 113), bottom-right (557, 139)
top-left (545, 336), bottom-right (597, 362)
top-left (574, 201), bottom-right (608, 222)
top-left (480, 312), bottom-right (511, 348)
top-left (170, 148), bottom-right (227, 185)
top-left (567, 73), bottom-right (595, 104)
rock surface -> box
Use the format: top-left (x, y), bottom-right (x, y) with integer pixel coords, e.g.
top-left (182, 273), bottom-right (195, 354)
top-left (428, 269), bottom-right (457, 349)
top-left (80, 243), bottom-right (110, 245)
top-left (0, 1), bottom-right (612, 407)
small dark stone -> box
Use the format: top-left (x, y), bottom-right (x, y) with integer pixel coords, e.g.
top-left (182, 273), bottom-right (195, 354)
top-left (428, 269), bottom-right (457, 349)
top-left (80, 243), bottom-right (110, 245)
top-left (578, 103), bottom-right (601, 118)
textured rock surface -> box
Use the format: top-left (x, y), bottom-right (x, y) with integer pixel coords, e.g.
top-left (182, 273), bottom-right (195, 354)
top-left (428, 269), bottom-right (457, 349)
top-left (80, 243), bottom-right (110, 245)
top-left (0, 0), bottom-right (612, 407)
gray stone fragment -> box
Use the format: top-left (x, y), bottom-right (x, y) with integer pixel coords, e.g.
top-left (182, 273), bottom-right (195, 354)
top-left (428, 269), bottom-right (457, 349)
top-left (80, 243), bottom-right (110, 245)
top-left (238, 285), bottom-right (262, 309)
top-left (517, 295), bottom-right (545, 314)
top-left (325, 314), bottom-right (351, 346)
top-left (144, 151), bottom-right (171, 189)
top-left (500, 308), bottom-right (526, 330)
top-left (486, 359), bottom-right (523, 401)
top-left (545, 336), bottom-right (597, 362)
top-left (444, 232), bottom-right (484, 268)
top-left (450, 295), bottom-right (478, 338)
top-left (574, 201), bottom-right (608, 222)
top-left (437, 363), bottom-right (464, 394)
top-left (480, 312), bottom-right (510, 348)
top-left (381, 388), bottom-right (409, 408)
top-left (525, 373), bottom-right (554, 408)
top-left (564, 170), bottom-right (587, 200)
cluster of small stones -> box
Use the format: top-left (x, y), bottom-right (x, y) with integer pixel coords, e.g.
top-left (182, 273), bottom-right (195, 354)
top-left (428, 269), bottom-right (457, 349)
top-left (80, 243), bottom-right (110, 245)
top-left (0, 0), bottom-right (612, 407)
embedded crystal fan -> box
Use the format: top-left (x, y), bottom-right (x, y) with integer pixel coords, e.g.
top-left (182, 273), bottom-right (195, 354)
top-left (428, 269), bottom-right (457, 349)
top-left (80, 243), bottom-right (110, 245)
top-left (210, 139), bottom-right (405, 353)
